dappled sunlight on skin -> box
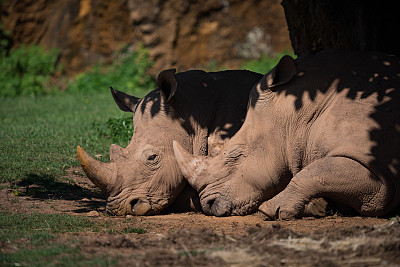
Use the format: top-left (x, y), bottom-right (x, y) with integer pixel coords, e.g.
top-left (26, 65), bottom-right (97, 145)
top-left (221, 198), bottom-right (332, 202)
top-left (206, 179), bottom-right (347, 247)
top-left (275, 51), bottom-right (400, 193)
top-left (270, 51), bottom-right (400, 109)
top-left (251, 50), bottom-right (400, 189)
top-left (175, 50), bottom-right (400, 218)
top-left (139, 90), bottom-right (165, 119)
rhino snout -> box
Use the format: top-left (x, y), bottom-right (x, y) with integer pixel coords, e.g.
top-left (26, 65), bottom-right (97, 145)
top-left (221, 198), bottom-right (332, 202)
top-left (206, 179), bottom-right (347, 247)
top-left (204, 197), bottom-right (232, 217)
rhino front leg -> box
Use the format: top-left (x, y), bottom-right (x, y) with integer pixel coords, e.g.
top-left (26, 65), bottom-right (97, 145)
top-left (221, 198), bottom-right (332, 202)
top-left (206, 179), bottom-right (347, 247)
top-left (259, 157), bottom-right (392, 220)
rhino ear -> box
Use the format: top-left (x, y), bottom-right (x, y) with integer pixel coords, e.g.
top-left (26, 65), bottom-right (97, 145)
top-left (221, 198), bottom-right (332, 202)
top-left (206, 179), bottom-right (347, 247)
top-left (173, 140), bottom-right (206, 192)
top-left (110, 87), bottom-right (141, 112)
top-left (158, 69), bottom-right (177, 102)
top-left (266, 55), bottom-right (296, 88)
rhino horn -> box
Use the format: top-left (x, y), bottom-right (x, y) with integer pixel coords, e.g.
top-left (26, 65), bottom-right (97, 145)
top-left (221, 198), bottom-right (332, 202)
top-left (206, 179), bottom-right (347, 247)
top-left (77, 146), bottom-right (116, 197)
top-left (173, 140), bottom-right (207, 191)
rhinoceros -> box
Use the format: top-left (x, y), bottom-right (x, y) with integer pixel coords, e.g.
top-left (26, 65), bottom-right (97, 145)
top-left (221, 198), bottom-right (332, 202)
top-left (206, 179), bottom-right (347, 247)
top-left (173, 50), bottom-right (400, 219)
top-left (77, 69), bottom-right (262, 215)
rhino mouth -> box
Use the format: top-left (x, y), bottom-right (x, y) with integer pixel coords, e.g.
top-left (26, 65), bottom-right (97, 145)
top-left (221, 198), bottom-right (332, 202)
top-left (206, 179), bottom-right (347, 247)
top-left (105, 196), bottom-right (155, 216)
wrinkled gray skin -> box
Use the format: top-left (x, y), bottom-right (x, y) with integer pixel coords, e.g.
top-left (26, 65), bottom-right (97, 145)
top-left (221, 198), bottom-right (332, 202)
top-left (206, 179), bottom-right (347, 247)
top-left (174, 50), bottom-right (400, 219)
top-left (77, 69), bottom-right (262, 215)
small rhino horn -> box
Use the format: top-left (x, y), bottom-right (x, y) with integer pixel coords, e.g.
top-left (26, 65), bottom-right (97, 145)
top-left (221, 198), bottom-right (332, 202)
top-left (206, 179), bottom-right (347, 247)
top-left (173, 141), bottom-right (206, 191)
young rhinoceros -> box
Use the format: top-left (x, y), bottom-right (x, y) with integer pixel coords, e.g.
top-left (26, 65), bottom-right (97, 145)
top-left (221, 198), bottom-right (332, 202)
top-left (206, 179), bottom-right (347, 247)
top-left (77, 69), bottom-right (262, 215)
top-left (173, 50), bottom-right (400, 219)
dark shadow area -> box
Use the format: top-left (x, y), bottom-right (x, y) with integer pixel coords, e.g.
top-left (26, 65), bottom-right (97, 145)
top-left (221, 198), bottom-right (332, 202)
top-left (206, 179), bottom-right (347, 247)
top-left (16, 173), bottom-right (105, 213)
top-left (18, 173), bottom-right (103, 200)
top-left (136, 70), bottom-right (262, 141)
top-left (282, 0), bottom-right (400, 58)
top-left (160, 184), bottom-right (202, 215)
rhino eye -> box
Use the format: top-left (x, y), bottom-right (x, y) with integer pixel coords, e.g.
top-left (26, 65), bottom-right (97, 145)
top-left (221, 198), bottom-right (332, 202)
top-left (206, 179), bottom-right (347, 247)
top-left (147, 154), bottom-right (157, 161)
top-left (141, 148), bottom-right (160, 165)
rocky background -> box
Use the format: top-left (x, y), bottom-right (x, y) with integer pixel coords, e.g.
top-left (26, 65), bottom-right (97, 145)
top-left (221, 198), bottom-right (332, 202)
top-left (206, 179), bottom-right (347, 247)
top-left (0, 0), bottom-right (291, 76)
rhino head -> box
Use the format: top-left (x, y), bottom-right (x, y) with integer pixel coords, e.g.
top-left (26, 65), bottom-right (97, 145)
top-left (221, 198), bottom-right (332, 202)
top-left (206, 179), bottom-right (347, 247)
top-left (172, 138), bottom-right (281, 216)
top-left (78, 69), bottom-right (194, 215)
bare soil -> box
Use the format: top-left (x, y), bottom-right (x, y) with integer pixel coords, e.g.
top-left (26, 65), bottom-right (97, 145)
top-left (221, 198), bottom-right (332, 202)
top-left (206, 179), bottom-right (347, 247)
top-left (1, 167), bottom-right (399, 266)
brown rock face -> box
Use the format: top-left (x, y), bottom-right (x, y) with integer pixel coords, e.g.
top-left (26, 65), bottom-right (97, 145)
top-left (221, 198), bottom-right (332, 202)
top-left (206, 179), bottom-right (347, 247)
top-left (0, 0), bottom-right (291, 75)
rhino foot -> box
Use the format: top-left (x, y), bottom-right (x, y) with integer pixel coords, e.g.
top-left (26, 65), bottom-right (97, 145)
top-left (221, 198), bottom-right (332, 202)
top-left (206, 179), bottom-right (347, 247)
top-left (303, 198), bottom-right (328, 217)
top-left (259, 196), bottom-right (328, 220)
top-left (259, 202), bottom-right (298, 220)
top-left (258, 191), bottom-right (307, 220)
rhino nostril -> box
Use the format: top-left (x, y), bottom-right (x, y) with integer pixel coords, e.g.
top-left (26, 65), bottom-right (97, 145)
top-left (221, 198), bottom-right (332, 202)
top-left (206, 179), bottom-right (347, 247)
top-left (130, 199), bottom-right (139, 212)
top-left (202, 198), bottom-right (215, 215)
top-left (206, 198), bottom-right (215, 207)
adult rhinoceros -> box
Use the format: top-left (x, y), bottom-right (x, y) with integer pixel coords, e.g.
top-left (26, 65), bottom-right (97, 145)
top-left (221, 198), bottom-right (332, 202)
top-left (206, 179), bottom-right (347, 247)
top-left (77, 69), bottom-right (262, 215)
top-left (173, 50), bottom-right (400, 219)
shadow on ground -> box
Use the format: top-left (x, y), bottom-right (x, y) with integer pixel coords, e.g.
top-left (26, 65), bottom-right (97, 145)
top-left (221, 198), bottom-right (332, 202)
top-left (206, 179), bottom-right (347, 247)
top-left (13, 170), bottom-right (105, 214)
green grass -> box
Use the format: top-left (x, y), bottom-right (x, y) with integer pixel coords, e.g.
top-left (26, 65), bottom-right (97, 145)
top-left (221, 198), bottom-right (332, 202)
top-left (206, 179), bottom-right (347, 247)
top-left (0, 211), bottom-right (98, 240)
top-left (65, 44), bottom-right (155, 96)
top-left (0, 44), bottom-right (60, 97)
top-left (121, 226), bottom-right (147, 234)
top-left (0, 244), bottom-right (117, 267)
top-left (0, 211), bottom-right (119, 266)
top-left (0, 93), bottom-right (128, 184)
top-left (240, 50), bottom-right (296, 74)
top-left (0, 43), bottom-right (156, 97)
top-left (92, 115), bottom-right (134, 146)
top-left (204, 50), bottom-right (296, 74)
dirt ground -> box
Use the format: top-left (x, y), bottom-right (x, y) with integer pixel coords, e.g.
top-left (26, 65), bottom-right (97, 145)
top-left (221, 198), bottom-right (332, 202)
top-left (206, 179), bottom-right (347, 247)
top-left (1, 167), bottom-right (399, 266)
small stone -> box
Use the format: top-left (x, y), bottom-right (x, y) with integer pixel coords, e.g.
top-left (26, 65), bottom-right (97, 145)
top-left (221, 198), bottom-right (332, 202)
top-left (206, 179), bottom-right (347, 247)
top-left (88, 210), bottom-right (99, 217)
